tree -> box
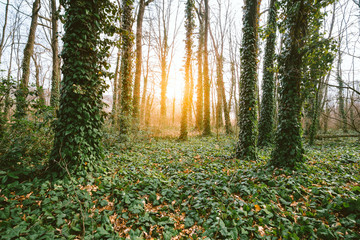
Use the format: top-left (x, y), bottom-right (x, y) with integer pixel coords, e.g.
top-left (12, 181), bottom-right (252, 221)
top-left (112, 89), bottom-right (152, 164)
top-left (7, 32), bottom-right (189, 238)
top-left (32, 54), bottom-right (46, 105)
top-left (133, 0), bottom-right (154, 126)
top-left (336, 51), bottom-right (348, 133)
top-left (258, 0), bottom-right (277, 147)
top-left (140, 33), bottom-right (152, 123)
top-left (119, 0), bottom-right (135, 140)
top-left (50, 0), bottom-right (61, 108)
top-left (111, 50), bottom-right (121, 124)
top-left (14, 0), bottom-right (41, 119)
top-left (180, 0), bottom-right (195, 140)
top-left (306, 1), bottom-right (336, 145)
top-left (236, 0), bottom-right (259, 160)
top-left (202, 0), bottom-right (211, 136)
top-left (269, 0), bottom-right (329, 168)
top-left (51, 0), bottom-right (116, 170)
top-left (195, 2), bottom-right (204, 131)
top-left (0, 0), bottom-right (10, 63)
top-left (209, 0), bottom-right (233, 135)
top-left (151, 0), bottom-right (181, 126)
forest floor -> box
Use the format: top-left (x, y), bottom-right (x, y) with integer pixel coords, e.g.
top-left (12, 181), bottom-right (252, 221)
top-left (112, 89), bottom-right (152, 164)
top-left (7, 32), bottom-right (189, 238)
top-left (0, 133), bottom-right (360, 239)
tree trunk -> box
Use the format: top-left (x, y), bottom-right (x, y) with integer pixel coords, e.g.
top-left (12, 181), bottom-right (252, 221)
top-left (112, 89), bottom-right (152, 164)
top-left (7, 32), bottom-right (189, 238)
top-left (160, 41), bottom-right (168, 125)
top-left (140, 35), bottom-right (151, 124)
top-left (189, 63), bottom-right (194, 124)
top-left (180, 0), bottom-right (194, 140)
top-left (202, 0), bottom-right (211, 136)
top-left (50, 0), bottom-right (109, 170)
top-left (270, 0), bottom-right (311, 168)
top-left (119, 0), bottom-right (135, 140)
top-left (336, 51), bottom-right (348, 133)
top-left (3, 22), bottom-right (15, 121)
top-left (195, 13), bottom-right (204, 131)
top-left (215, 67), bottom-right (223, 131)
top-left (145, 93), bottom-right (154, 127)
top-left (236, 0), bottom-right (259, 160)
top-left (15, 0), bottom-right (40, 119)
top-left (112, 51), bottom-right (121, 124)
top-left (258, 0), bottom-right (277, 147)
top-left (0, 0), bottom-right (10, 62)
top-left (32, 55), bottom-right (45, 105)
top-left (133, 0), bottom-right (154, 126)
top-left (50, 0), bottom-right (60, 109)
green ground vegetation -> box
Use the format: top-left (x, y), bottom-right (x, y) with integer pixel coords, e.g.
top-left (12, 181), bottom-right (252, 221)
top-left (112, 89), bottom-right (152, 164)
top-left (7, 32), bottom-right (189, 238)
top-left (0, 132), bottom-right (359, 239)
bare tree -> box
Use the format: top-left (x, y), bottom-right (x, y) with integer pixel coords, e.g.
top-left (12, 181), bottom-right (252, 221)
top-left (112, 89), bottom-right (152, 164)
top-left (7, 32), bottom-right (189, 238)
top-left (140, 31), bottom-right (152, 124)
top-left (0, 0), bottom-right (10, 62)
top-left (151, 0), bottom-right (182, 126)
top-left (209, 0), bottom-right (233, 134)
top-left (15, 0), bottom-right (41, 119)
top-left (133, 0), bottom-right (154, 126)
top-left (50, 0), bottom-right (60, 108)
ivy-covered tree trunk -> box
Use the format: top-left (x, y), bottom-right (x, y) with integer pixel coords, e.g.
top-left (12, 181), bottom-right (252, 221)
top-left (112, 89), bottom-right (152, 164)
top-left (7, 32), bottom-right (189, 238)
top-left (236, 0), bottom-right (259, 160)
top-left (133, 0), bottom-right (154, 126)
top-left (270, 0), bottom-right (310, 168)
top-left (258, 0), bottom-right (277, 147)
top-left (180, 0), bottom-right (195, 140)
top-left (119, 0), bottom-right (135, 140)
top-left (202, 0), bottom-right (211, 136)
top-left (50, 0), bottom-right (60, 109)
top-left (14, 0), bottom-right (40, 119)
top-left (215, 68), bottom-right (223, 131)
top-left (195, 15), bottom-right (204, 131)
top-left (51, 0), bottom-right (109, 170)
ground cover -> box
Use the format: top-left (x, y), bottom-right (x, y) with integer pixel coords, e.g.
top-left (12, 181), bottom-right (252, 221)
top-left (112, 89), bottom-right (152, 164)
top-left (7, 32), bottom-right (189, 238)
top-left (0, 135), bottom-right (359, 239)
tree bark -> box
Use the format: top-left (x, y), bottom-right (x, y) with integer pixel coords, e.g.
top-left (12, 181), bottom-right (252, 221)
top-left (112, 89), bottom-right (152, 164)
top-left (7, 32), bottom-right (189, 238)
top-left (15, 0), bottom-right (41, 119)
top-left (336, 51), bottom-right (348, 133)
top-left (195, 11), bottom-right (204, 131)
top-left (50, 0), bottom-right (60, 108)
top-left (32, 54), bottom-right (45, 105)
top-left (0, 0), bottom-right (10, 63)
top-left (112, 51), bottom-right (121, 124)
top-left (133, 0), bottom-right (154, 126)
top-left (202, 0), bottom-right (211, 136)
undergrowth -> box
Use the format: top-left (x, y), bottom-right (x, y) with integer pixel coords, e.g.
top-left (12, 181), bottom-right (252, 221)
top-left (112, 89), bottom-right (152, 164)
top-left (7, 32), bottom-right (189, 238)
top-left (0, 135), bottom-right (359, 239)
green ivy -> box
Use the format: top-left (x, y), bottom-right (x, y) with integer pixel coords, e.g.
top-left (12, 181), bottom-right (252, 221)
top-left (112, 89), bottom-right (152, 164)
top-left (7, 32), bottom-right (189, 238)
top-left (258, 0), bottom-right (278, 147)
top-left (50, 0), bottom-right (119, 172)
top-left (119, 0), bottom-right (135, 142)
top-left (236, 0), bottom-right (259, 160)
top-left (180, 0), bottom-right (195, 140)
top-left (270, 0), bottom-right (335, 168)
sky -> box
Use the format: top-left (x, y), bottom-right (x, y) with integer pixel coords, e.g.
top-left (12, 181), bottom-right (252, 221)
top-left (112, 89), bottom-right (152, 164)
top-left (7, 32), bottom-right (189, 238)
top-left (0, 0), bottom-right (359, 113)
